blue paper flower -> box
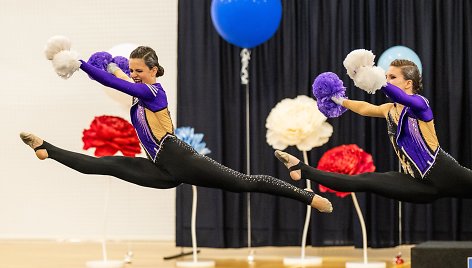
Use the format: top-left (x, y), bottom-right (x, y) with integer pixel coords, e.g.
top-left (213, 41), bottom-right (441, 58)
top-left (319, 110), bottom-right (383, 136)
top-left (175, 127), bottom-right (211, 155)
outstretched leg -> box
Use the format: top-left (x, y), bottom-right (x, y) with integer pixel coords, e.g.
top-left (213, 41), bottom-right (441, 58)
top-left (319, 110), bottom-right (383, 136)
top-left (275, 150), bottom-right (440, 203)
top-left (156, 137), bottom-right (332, 212)
top-left (426, 150), bottom-right (472, 199)
top-left (20, 132), bottom-right (180, 189)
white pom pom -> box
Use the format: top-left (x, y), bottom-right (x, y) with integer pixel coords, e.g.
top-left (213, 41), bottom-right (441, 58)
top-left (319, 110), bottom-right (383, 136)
top-left (44, 35), bottom-right (72, 60)
top-left (52, 50), bottom-right (81, 79)
top-left (343, 49), bottom-right (375, 79)
top-left (353, 66), bottom-right (387, 94)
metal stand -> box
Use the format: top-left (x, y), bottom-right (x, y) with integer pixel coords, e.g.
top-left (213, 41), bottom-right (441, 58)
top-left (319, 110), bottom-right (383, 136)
top-left (86, 178), bottom-right (124, 268)
top-left (283, 151), bottom-right (322, 266)
top-left (241, 48), bottom-right (255, 263)
top-left (176, 186), bottom-right (215, 267)
top-left (163, 249), bottom-right (200, 261)
top-left (345, 193), bottom-right (385, 268)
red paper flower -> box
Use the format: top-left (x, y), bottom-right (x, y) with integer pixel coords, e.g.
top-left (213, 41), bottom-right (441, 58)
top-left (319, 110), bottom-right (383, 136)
top-left (82, 115), bottom-right (141, 157)
top-left (317, 144), bottom-right (375, 198)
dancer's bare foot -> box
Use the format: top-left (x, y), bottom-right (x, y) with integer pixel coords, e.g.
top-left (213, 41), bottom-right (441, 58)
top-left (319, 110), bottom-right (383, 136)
top-left (20, 132), bottom-right (48, 160)
top-left (274, 150), bottom-right (301, 181)
top-left (311, 193), bottom-right (333, 213)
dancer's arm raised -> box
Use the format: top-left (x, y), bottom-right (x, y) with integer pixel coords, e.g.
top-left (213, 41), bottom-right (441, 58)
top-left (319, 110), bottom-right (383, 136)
top-left (79, 60), bottom-right (156, 100)
top-left (332, 96), bottom-right (392, 118)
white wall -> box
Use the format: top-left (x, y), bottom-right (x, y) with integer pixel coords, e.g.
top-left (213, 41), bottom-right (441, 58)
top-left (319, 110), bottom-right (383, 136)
top-left (0, 0), bottom-right (178, 240)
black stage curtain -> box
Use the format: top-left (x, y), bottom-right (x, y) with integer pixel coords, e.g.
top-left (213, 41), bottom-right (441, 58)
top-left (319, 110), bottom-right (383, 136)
top-left (176, 0), bottom-right (472, 248)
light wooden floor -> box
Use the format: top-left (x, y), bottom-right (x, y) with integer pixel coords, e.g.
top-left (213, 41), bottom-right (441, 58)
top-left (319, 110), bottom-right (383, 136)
top-left (0, 240), bottom-right (412, 268)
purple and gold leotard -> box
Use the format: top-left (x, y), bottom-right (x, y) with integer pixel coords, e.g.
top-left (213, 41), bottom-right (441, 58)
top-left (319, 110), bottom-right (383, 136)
top-left (79, 60), bottom-right (174, 161)
top-left (383, 83), bottom-right (440, 178)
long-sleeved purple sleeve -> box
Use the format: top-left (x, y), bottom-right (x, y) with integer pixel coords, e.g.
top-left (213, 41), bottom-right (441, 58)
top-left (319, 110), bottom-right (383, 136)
top-left (382, 83), bottom-right (433, 121)
top-left (79, 60), bottom-right (155, 100)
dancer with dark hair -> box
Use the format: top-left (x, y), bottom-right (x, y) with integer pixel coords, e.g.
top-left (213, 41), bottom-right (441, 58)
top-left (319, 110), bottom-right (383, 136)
top-left (276, 59), bottom-right (472, 203)
top-left (21, 44), bottom-right (333, 212)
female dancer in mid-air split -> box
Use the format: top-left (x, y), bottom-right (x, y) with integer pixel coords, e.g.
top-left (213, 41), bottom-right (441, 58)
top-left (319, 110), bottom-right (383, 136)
top-left (20, 39), bottom-right (332, 212)
top-left (276, 59), bottom-right (472, 203)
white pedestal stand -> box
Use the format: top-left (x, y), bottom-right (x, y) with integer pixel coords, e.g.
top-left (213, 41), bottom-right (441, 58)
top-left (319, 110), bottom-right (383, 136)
top-left (86, 178), bottom-right (124, 268)
top-left (283, 151), bottom-right (323, 266)
top-left (176, 186), bottom-right (215, 267)
top-left (344, 193), bottom-right (385, 268)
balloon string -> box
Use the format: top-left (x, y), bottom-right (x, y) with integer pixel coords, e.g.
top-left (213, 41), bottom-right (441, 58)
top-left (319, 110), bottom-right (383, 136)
top-left (240, 49), bottom-right (251, 85)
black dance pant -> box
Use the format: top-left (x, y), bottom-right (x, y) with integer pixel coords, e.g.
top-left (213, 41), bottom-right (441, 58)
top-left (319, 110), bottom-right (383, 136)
top-left (298, 149), bottom-right (472, 203)
top-left (38, 136), bottom-right (314, 205)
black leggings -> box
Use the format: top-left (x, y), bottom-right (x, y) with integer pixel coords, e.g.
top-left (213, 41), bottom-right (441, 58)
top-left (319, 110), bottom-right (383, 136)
top-left (38, 136), bottom-right (315, 205)
top-left (298, 149), bottom-right (472, 203)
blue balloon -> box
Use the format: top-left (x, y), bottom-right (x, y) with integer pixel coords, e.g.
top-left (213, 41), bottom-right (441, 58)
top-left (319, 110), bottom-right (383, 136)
top-left (378, 46), bottom-right (423, 74)
top-left (211, 0), bottom-right (282, 49)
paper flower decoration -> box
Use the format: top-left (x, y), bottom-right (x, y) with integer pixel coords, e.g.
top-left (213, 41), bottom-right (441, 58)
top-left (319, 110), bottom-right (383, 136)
top-left (317, 144), bottom-right (375, 197)
top-left (312, 72), bottom-right (348, 118)
top-left (82, 115), bottom-right (141, 157)
top-left (266, 95), bottom-right (333, 151)
top-left (175, 127), bottom-right (211, 155)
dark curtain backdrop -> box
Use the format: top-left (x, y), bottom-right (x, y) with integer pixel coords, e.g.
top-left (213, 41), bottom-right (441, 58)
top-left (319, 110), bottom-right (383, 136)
top-left (176, 0), bottom-right (472, 248)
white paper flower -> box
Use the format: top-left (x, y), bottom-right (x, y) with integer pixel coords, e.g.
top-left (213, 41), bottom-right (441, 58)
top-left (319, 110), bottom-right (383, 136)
top-left (265, 95), bottom-right (333, 151)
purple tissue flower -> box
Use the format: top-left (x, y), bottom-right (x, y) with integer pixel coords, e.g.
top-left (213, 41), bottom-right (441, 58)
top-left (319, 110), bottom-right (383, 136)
top-left (312, 72), bottom-right (348, 118)
top-left (112, 56), bottom-right (130, 76)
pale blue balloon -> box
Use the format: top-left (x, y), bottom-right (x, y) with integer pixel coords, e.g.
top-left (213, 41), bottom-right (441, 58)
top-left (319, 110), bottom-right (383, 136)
top-left (378, 46), bottom-right (423, 74)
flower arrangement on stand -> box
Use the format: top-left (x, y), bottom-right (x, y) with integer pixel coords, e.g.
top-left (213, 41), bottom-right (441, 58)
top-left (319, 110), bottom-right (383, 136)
top-left (266, 95), bottom-right (333, 266)
top-left (174, 127), bottom-right (214, 268)
top-left (317, 144), bottom-right (386, 268)
top-left (82, 115), bottom-right (141, 268)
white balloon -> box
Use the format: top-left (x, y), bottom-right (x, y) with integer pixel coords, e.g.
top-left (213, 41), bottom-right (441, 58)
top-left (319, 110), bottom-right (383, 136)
top-left (104, 43), bottom-right (139, 110)
top-left (108, 43), bottom-right (138, 59)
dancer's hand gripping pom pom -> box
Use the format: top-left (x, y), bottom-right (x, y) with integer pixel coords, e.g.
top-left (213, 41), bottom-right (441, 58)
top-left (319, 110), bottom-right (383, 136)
top-left (111, 56), bottom-right (130, 76)
top-left (312, 72), bottom-right (348, 118)
top-left (86, 52), bottom-right (131, 80)
top-left (44, 36), bottom-right (81, 79)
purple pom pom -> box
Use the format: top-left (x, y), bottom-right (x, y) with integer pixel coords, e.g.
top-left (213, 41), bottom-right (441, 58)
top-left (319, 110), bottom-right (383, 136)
top-left (312, 72), bottom-right (345, 99)
top-left (87, 52), bottom-right (113, 71)
top-left (112, 56), bottom-right (130, 76)
top-left (312, 72), bottom-right (348, 118)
